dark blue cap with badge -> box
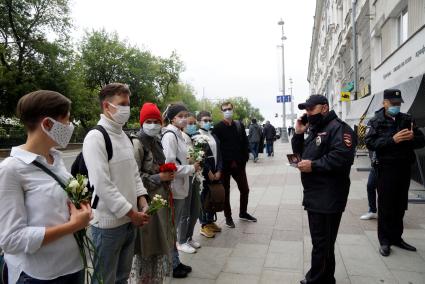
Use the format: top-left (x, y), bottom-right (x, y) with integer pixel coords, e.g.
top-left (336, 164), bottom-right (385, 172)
top-left (298, 94), bottom-right (329, 110)
top-left (383, 89), bottom-right (404, 103)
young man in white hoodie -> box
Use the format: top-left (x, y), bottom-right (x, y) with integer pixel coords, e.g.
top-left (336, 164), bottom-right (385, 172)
top-left (83, 83), bottom-right (149, 284)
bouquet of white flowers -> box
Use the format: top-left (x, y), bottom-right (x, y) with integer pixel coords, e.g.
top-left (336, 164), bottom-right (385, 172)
top-left (65, 174), bottom-right (102, 283)
top-left (188, 135), bottom-right (210, 190)
top-left (146, 194), bottom-right (168, 215)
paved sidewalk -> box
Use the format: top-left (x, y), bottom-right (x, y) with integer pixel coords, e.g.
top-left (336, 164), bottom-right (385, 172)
top-left (171, 142), bottom-right (425, 284)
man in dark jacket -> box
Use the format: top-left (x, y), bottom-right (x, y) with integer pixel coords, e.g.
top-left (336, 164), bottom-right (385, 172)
top-left (263, 121), bottom-right (276, 156)
top-left (248, 118), bottom-right (262, 162)
top-left (212, 102), bottom-right (257, 228)
top-left (365, 89), bottom-right (425, 257)
top-left (292, 95), bottom-right (356, 284)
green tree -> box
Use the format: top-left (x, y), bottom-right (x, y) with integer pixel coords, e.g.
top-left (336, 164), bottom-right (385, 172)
top-left (0, 0), bottom-right (71, 115)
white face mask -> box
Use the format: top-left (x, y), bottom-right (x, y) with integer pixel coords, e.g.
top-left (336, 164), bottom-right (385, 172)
top-left (143, 123), bottom-right (161, 137)
top-left (108, 102), bottom-right (130, 125)
top-left (223, 110), bottom-right (233, 119)
top-left (174, 118), bottom-right (188, 129)
top-left (41, 117), bottom-right (74, 148)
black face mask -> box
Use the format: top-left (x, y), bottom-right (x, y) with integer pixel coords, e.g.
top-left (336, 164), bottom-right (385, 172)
top-left (307, 113), bottom-right (323, 126)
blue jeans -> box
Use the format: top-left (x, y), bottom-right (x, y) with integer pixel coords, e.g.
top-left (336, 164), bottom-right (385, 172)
top-left (367, 167), bottom-right (378, 213)
top-left (250, 142), bottom-right (259, 159)
top-left (199, 185), bottom-right (216, 225)
top-left (90, 223), bottom-right (136, 284)
top-left (16, 270), bottom-right (84, 284)
top-left (266, 141), bottom-right (274, 156)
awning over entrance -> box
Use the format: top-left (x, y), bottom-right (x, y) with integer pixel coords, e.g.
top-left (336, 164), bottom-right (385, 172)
top-left (345, 94), bottom-right (374, 127)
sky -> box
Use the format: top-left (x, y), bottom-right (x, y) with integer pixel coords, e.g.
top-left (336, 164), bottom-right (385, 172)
top-left (70, 0), bottom-right (316, 127)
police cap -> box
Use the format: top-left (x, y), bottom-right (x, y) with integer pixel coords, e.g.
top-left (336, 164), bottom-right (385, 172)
top-left (383, 89), bottom-right (404, 103)
top-left (298, 95), bottom-right (329, 110)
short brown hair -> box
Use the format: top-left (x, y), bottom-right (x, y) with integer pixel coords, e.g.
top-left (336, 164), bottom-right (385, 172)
top-left (17, 90), bottom-right (71, 131)
top-left (220, 101), bottom-right (233, 111)
top-left (196, 111), bottom-right (211, 121)
top-left (99, 83), bottom-right (131, 108)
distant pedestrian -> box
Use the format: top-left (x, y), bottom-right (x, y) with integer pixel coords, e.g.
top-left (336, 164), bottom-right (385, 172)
top-left (263, 121), bottom-right (276, 157)
top-left (212, 102), bottom-right (257, 228)
top-left (365, 89), bottom-right (425, 257)
top-left (248, 118), bottom-right (262, 162)
top-left (292, 95), bottom-right (356, 284)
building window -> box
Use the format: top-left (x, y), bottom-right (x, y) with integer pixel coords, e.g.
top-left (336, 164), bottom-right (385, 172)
top-left (398, 9), bottom-right (408, 46)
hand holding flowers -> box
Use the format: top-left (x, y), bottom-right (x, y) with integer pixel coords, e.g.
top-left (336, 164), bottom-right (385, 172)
top-left (65, 174), bottom-right (102, 283)
top-left (146, 194), bottom-right (168, 215)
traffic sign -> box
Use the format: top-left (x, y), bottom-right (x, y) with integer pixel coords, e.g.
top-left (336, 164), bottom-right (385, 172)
top-left (277, 95), bottom-right (291, 103)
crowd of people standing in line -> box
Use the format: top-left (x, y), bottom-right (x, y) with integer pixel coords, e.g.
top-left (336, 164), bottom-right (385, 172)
top-left (0, 83), bottom-right (258, 284)
top-left (1, 84), bottom-right (424, 284)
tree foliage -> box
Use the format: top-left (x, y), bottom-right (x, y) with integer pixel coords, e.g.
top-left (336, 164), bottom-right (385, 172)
top-left (0, 1), bottom-right (264, 134)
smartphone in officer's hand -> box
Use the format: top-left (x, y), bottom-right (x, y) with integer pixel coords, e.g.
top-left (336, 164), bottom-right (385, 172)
top-left (300, 114), bottom-right (308, 125)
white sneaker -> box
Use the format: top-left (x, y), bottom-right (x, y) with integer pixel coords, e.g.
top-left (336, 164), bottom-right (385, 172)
top-left (188, 239), bottom-right (201, 249)
top-left (360, 212), bottom-right (378, 220)
top-left (177, 242), bottom-right (196, 254)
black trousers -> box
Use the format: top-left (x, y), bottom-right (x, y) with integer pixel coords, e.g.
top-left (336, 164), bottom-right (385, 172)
top-left (306, 211), bottom-right (342, 284)
top-left (221, 161), bottom-right (250, 218)
top-left (376, 164), bottom-right (410, 246)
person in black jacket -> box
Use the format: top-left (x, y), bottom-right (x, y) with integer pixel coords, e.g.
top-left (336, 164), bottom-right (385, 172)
top-left (365, 89), bottom-right (425, 257)
top-left (212, 102), bottom-right (257, 228)
top-left (291, 95), bottom-right (356, 284)
top-left (263, 121), bottom-right (276, 156)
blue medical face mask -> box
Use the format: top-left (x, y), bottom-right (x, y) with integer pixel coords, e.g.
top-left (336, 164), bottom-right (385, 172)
top-left (387, 106), bottom-right (401, 116)
top-left (201, 121), bottom-right (212, 131)
top-left (186, 124), bottom-right (198, 135)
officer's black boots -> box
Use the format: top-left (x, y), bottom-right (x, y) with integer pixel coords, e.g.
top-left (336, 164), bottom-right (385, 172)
top-left (379, 245), bottom-right (390, 257)
top-left (394, 239), bottom-right (417, 251)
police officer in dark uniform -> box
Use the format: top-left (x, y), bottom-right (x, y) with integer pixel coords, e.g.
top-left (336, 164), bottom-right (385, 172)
top-left (365, 89), bottom-right (425, 257)
top-left (292, 95), bottom-right (356, 284)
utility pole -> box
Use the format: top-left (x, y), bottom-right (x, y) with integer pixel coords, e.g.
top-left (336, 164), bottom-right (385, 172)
top-left (289, 78), bottom-right (294, 127)
top-left (352, 0), bottom-right (358, 100)
top-left (278, 19), bottom-right (288, 142)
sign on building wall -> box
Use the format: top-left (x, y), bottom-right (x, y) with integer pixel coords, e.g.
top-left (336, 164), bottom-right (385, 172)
top-left (340, 92), bottom-right (351, 101)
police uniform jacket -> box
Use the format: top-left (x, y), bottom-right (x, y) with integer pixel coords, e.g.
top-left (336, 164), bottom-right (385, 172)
top-left (365, 108), bottom-right (425, 165)
top-left (291, 110), bottom-right (357, 213)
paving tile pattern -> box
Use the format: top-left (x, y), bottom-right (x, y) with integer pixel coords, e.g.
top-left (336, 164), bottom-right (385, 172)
top-left (169, 143), bottom-right (425, 284)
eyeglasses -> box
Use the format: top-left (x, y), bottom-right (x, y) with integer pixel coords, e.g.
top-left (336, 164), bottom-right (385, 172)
top-left (222, 108), bottom-right (233, 112)
top-left (201, 119), bottom-right (213, 123)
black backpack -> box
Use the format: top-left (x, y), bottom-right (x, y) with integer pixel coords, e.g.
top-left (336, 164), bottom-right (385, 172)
top-left (71, 125), bottom-right (113, 209)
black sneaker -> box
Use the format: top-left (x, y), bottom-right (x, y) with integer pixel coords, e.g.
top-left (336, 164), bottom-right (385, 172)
top-left (225, 217), bottom-right (236, 228)
top-left (173, 264), bottom-right (188, 278)
top-left (179, 262), bottom-right (192, 273)
top-left (239, 213), bottom-right (257, 222)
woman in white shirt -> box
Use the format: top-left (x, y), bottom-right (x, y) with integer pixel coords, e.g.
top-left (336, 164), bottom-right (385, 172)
top-left (0, 90), bottom-right (92, 284)
top-left (161, 104), bottom-right (200, 279)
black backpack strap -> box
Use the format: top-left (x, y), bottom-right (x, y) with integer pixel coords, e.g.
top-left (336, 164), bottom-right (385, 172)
top-left (161, 130), bottom-right (182, 165)
top-left (32, 160), bottom-right (67, 190)
top-left (92, 125), bottom-right (113, 160)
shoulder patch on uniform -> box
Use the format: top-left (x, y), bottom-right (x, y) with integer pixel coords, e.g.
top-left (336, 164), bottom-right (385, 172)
top-left (343, 133), bottom-right (352, 147)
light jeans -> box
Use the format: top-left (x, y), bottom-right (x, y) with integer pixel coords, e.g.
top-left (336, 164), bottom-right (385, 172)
top-left (90, 223), bottom-right (136, 284)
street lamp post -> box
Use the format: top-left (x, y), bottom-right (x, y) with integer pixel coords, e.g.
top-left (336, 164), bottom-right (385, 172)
top-left (278, 19), bottom-right (288, 142)
top-left (289, 78), bottom-right (294, 127)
